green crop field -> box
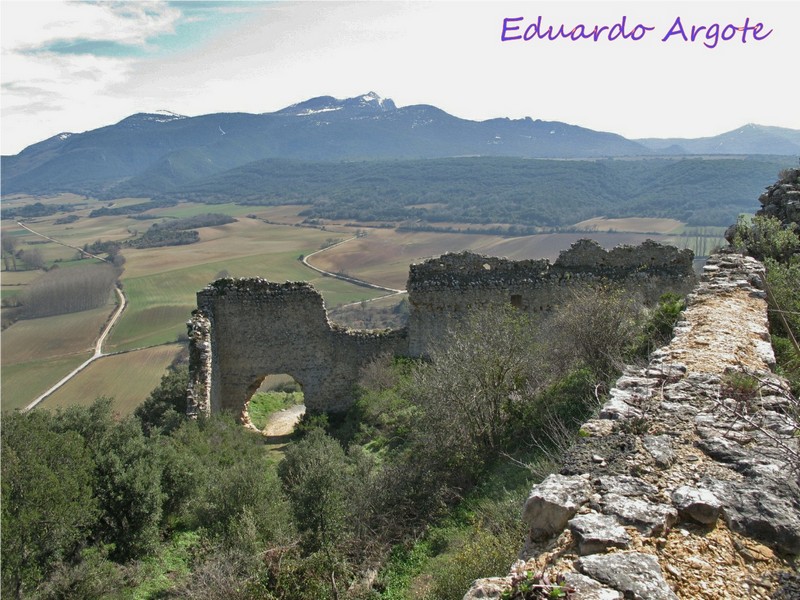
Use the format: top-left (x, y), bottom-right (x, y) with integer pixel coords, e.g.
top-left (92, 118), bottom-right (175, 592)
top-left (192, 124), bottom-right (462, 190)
top-left (109, 248), bottom-right (387, 352)
top-left (1, 303), bottom-right (113, 365)
top-left (1, 354), bottom-right (91, 412)
top-left (42, 344), bottom-right (184, 416)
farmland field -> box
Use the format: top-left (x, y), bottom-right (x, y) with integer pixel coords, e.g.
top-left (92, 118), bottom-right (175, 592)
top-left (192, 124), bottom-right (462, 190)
top-left (1, 195), bottom-right (725, 415)
top-left (308, 226), bottom-right (712, 291)
top-left (1, 303), bottom-right (114, 365)
top-left (2, 354), bottom-right (91, 412)
top-left (42, 344), bottom-right (184, 415)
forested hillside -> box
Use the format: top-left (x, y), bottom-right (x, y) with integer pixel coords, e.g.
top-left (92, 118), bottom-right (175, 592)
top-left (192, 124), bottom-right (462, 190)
top-left (154, 156), bottom-right (792, 227)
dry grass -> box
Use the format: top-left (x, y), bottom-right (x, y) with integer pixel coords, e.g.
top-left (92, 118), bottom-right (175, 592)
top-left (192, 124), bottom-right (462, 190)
top-left (573, 217), bottom-right (684, 234)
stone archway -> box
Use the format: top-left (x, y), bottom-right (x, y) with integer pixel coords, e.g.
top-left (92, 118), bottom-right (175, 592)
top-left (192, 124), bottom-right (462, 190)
top-left (242, 373), bottom-right (304, 433)
top-left (187, 279), bottom-right (408, 419)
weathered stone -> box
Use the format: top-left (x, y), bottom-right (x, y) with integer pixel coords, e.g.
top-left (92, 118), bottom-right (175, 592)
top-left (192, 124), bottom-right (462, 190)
top-left (600, 493), bottom-right (678, 536)
top-left (568, 511), bottom-right (631, 555)
top-left (695, 430), bottom-right (751, 465)
top-left (188, 280), bottom-right (408, 414)
top-left (703, 477), bottom-right (800, 554)
top-left (580, 419), bottom-right (615, 437)
top-left (671, 485), bottom-right (722, 525)
top-left (523, 474), bottom-right (591, 541)
top-left (643, 434), bottom-right (676, 468)
top-left (577, 552), bottom-right (677, 600)
top-left (462, 577), bottom-right (511, 600)
top-left (755, 167), bottom-right (800, 228)
top-left (560, 572), bottom-right (622, 599)
top-left (598, 389), bottom-right (644, 421)
top-left (595, 475), bottom-right (657, 498)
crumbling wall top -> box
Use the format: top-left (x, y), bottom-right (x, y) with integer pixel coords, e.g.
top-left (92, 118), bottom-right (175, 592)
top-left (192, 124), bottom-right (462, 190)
top-left (408, 240), bottom-right (694, 292)
top-left (553, 239), bottom-right (694, 276)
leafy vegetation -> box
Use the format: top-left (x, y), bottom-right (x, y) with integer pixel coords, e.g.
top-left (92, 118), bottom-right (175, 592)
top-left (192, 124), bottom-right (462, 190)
top-left (2, 277), bottom-right (687, 598)
top-left (730, 210), bottom-right (800, 393)
top-left (1, 202), bottom-right (76, 220)
top-left (247, 390), bottom-right (303, 431)
top-left (126, 228), bottom-right (199, 249)
top-left (88, 199), bottom-right (177, 218)
top-left (123, 213), bottom-right (237, 249)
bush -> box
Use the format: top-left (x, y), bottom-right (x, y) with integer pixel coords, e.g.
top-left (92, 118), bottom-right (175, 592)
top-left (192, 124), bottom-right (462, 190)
top-left (278, 429), bottom-right (351, 553)
top-left (135, 364), bottom-right (189, 436)
top-left (731, 215), bottom-right (799, 262)
top-left (1, 411), bottom-right (98, 597)
top-left (542, 284), bottom-right (646, 379)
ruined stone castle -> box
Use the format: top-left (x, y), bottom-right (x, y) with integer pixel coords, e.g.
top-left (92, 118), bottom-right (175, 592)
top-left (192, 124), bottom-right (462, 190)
top-left (187, 239), bottom-right (695, 418)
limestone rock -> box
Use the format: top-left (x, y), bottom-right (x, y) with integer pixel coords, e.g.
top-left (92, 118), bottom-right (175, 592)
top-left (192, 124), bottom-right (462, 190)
top-left (595, 475), bottom-right (657, 498)
top-left (703, 477), bottom-right (800, 554)
top-left (643, 434), bottom-right (676, 468)
top-left (462, 577), bottom-right (510, 600)
top-left (600, 493), bottom-right (678, 536)
top-left (576, 552), bottom-right (678, 600)
top-left (523, 474), bottom-right (590, 541)
top-left (568, 511), bottom-right (631, 555)
top-left (671, 485), bottom-right (722, 525)
top-left (561, 572), bottom-right (622, 599)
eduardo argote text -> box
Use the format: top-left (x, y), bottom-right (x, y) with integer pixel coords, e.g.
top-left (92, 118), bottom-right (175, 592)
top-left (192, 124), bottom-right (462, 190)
top-left (500, 15), bottom-right (772, 49)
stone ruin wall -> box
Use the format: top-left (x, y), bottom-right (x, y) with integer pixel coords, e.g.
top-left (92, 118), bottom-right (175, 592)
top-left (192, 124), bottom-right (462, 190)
top-left (187, 279), bottom-right (407, 416)
top-left (187, 239), bottom-right (696, 418)
top-left (464, 252), bottom-right (800, 600)
top-left (408, 239), bottom-right (696, 357)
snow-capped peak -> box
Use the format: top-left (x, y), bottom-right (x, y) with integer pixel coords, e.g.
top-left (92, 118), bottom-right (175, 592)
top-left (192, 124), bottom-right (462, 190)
top-left (154, 110), bottom-right (187, 120)
top-left (279, 92), bottom-right (396, 117)
top-left (360, 91), bottom-right (382, 104)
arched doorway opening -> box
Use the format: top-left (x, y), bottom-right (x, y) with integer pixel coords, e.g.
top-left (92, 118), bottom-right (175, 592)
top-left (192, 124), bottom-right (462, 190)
top-left (242, 373), bottom-right (305, 435)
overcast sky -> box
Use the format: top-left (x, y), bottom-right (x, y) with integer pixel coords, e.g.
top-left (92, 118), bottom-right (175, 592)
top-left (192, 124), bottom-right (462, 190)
top-left (2, 0), bottom-right (799, 155)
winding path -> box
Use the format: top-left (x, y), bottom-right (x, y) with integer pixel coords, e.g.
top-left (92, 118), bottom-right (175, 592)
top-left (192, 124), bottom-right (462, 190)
top-left (301, 236), bottom-right (407, 308)
top-left (22, 286), bottom-right (127, 412)
top-left (15, 222), bottom-right (127, 412)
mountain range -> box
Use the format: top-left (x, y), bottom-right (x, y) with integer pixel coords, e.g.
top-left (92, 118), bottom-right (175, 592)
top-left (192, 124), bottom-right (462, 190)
top-left (2, 92), bottom-right (798, 198)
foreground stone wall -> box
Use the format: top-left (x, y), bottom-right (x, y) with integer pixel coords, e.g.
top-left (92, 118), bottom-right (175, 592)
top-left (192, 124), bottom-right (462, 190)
top-left (408, 240), bottom-right (695, 357)
top-left (187, 279), bottom-right (407, 415)
top-left (465, 252), bottom-right (800, 600)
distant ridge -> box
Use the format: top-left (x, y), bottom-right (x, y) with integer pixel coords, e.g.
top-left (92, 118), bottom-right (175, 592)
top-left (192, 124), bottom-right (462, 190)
top-left (636, 123), bottom-right (800, 155)
top-left (2, 92), bottom-right (798, 197)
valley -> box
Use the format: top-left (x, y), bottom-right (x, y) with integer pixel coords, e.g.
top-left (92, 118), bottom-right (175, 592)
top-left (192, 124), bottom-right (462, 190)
top-left (1, 193), bottom-right (726, 415)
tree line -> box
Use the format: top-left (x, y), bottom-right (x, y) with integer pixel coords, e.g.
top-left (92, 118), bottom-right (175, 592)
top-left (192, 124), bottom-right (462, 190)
top-left (149, 156), bottom-right (791, 227)
top-left (6, 263), bottom-right (120, 321)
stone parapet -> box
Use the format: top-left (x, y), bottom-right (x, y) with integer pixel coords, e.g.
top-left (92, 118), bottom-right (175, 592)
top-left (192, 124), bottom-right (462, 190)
top-left (465, 252), bottom-right (799, 600)
top-left (408, 240), bottom-right (694, 357)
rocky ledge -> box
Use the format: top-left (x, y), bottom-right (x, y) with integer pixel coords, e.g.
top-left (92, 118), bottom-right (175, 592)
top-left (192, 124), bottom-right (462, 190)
top-left (465, 252), bottom-right (799, 600)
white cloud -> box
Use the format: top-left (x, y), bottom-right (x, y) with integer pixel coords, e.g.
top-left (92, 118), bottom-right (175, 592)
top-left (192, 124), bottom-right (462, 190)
top-left (2, 1), bottom-right (799, 155)
top-left (1, 1), bottom-right (181, 52)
